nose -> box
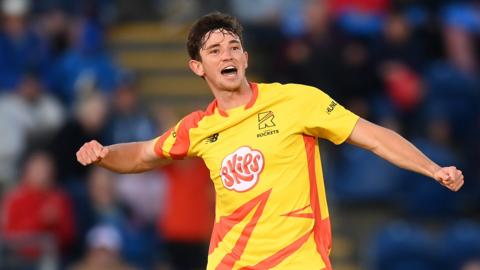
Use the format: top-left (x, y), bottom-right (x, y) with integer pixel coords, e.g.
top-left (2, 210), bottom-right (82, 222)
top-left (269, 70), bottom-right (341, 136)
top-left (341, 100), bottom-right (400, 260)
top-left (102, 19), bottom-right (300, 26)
top-left (221, 48), bottom-right (233, 61)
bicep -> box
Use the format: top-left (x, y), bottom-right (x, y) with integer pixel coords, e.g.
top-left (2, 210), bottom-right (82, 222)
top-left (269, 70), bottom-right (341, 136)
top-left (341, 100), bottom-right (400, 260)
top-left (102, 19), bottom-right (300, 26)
top-left (141, 139), bottom-right (172, 168)
top-left (346, 118), bottom-right (383, 151)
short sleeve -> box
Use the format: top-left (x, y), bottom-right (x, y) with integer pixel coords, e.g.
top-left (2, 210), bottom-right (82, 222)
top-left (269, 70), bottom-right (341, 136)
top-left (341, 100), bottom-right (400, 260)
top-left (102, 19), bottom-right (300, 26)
top-left (296, 85), bottom-right (360, 144)
top-left (153, 111), bottom-right (204, 159)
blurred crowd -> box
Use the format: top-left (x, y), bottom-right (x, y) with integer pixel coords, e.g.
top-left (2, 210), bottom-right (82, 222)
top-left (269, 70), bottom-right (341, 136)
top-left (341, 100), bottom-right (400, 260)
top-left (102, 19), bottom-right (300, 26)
top-left (235, 0), bottom-right (480, 269)
top-left (0, 0), bottom-right (214, 269)
top-left (0, 0), bottom-right (478, 269)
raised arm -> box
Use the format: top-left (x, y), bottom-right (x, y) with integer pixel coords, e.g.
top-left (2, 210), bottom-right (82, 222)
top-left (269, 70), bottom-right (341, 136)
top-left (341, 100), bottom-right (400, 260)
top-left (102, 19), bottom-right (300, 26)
top-left (76, 139), bottom-right (171, 174)
top-left (346, 118), bottom-right (464, 192)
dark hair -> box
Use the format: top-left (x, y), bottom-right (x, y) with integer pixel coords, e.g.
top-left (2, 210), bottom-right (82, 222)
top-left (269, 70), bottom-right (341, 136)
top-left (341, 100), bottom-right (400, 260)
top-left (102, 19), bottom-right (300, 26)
top-left (187, 12), bottom-right (244, 61)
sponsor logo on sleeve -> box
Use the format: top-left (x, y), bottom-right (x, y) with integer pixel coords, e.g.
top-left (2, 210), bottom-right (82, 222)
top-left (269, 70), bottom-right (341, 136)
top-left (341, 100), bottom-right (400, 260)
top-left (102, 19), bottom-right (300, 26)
top-left (326, 100), bottom-right (337, 114)
top-left (220, 146), bottom-right (265, 192)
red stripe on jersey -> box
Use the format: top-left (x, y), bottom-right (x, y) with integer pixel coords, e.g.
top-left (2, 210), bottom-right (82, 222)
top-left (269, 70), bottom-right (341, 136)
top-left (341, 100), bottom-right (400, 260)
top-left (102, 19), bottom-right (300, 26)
top-left (207, 82), bottom-right (259, 117)
top-left (169, 111), bottom-right (206, 160)
top-left (303, 135), bottom-right (332, 270)
top-left (240, 231), bottom-right (312, 269)
top-left (212, 190), bottom-right (271, 270)
top-left (245, 82), bottom-right (259, 109)
top-left (281, 204), bottom-right (314, 219)
top-left (209, 190), bottom-right (272, 255)
top-left (207, 100), bottom-right (229, 117)
top-left (153, 128), bottom-right (173, 158)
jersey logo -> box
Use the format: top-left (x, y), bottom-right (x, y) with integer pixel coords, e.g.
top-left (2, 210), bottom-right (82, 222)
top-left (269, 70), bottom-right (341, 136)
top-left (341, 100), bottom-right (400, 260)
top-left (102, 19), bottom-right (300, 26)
top-left (258, 111), bottom-right (276, 129)
top-left (220, 146), bottom-right (265, 192)
top-left (204, 133), bottom-right (219, 144)
top-left (326, 100), bottom-right (337, 114)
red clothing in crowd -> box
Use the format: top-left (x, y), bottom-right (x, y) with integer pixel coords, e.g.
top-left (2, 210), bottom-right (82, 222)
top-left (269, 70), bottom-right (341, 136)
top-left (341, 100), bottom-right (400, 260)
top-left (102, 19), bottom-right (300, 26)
top-left (1, 184), bottom-right (76, 254)
top-left (329, 0), bottom-right (390, 15)
top-left (159, 158), bottom-right (214, 242)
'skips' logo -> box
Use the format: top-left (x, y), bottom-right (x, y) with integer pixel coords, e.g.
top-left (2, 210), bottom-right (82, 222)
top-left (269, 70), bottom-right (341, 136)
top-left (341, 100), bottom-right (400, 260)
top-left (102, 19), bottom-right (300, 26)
top-left (220, 146), bottom-right (265, 192)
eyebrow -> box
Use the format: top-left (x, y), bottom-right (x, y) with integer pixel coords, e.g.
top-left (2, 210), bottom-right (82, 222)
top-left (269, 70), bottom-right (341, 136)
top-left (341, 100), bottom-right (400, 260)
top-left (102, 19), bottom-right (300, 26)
top-left (204, 40), bottom-right (241, 51)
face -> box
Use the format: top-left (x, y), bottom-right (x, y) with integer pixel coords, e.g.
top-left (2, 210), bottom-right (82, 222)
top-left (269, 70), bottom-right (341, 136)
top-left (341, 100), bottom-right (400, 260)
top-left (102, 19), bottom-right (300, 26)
top-left (23, 153), bottom-right (54, 190)
top-left (189, 29), bottom-right (248, 92)
top-left (88, 168), bottom-right (116, 209)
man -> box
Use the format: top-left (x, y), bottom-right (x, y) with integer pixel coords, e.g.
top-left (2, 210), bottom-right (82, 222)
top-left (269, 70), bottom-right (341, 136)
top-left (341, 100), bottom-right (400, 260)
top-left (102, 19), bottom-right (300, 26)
top-left (2, 150), bottom-right (75, 259)
top-left (76, 12), bottom-right (464, 270)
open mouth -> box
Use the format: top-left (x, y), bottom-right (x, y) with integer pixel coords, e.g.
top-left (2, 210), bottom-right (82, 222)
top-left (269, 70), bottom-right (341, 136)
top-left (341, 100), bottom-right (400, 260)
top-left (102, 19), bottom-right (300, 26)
top-left (221, 66), bottom-right (238, 76)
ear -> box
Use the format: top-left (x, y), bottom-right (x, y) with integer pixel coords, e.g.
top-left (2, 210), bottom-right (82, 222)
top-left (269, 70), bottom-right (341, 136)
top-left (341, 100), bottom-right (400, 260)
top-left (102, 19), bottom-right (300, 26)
top-left (244, 51), bottom-right (249, 69)
top-left (189, 59), bottom-right (205, 77)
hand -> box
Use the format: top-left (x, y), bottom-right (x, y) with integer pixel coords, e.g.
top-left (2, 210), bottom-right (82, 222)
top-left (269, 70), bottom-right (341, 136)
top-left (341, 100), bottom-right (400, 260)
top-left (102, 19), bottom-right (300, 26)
top-left (76, 140), bottom-right (109, 166)
top-left (433, 166), bottom-right (464, 192)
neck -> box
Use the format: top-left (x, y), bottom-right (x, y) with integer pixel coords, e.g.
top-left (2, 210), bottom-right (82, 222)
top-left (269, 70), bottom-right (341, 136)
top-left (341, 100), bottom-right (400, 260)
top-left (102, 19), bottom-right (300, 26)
top-left (211, 79), bottom-right (252, 111)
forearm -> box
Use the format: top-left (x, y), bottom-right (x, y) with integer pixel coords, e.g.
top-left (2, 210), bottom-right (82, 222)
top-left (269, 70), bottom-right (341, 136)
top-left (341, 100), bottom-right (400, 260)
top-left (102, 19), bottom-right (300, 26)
top-left (369, 128), bottom-right (439, 179)
top-left (347, 119), bottom-right (440, 179)
top-left (347, 118), bottom-right (464, 191)
top-left (98, 142), bottom-right (169, 173)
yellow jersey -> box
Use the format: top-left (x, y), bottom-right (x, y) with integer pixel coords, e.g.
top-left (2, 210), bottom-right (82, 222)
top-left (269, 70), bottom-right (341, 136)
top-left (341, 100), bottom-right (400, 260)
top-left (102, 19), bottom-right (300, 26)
top-left (154, 82), bottom-right (359, 269)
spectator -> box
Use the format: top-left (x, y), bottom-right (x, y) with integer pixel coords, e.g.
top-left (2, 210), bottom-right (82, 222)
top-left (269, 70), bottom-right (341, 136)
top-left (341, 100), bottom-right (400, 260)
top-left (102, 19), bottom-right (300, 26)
top-left (39, 7), bottom-right (71, 59)
top-left (329, 0), bottom-right (389, 36)
top-left (336, 39), bottom-right (378, 101)
top-left (49, 19), bottom-right (120, 105)
top-left (0, 0), bottom-right (50, 90)
top-left (399, 114), bottom-right (462, 217)
top-left (86, 168), bottom-right (126, 230)
top-left (69, 224), bottom-right (136, 270)
top-left (423, 22), bottom-right (479, 144)
top-left (0, 150), bottom-right (76, 258)
top-left (374, 12), bottom-right (426, 71)
top-left (104, 74), bottom-right (157, 145)
top-left (229, 0), bottom-right (280, 25)
top-left (50, 91), bottom-right (108, 184)
top-left (0, 71), bottom-right (64, 189)
top-left (159, 158), bottom-right (214, 270)
top-left (275, 0), bottom-right (340, 91)
top-left (78, 167), bottom-right (159, 270)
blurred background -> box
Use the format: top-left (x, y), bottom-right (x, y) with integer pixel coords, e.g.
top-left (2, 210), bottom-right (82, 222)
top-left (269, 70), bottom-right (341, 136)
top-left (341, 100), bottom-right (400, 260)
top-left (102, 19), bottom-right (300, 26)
top-left (0, 0), bottom-right (478, 269)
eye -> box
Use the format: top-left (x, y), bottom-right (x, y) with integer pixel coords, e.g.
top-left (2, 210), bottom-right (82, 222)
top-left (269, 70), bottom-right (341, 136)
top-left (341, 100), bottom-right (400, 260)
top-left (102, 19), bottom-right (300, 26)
top-left (232, 46), bottom-right (240, 51)
top-left (210, 49), bottom-right (219, 54)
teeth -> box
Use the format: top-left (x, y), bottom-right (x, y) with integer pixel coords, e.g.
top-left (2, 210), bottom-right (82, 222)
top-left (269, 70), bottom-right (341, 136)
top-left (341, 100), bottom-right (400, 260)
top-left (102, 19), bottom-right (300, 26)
top-left (221, 66), bottom-right (237, 75)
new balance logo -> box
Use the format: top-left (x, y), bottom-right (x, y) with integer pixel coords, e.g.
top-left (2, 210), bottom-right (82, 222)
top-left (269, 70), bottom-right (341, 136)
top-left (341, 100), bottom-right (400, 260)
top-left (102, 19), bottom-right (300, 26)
top-left (205, 133), bottom-right (219, 144)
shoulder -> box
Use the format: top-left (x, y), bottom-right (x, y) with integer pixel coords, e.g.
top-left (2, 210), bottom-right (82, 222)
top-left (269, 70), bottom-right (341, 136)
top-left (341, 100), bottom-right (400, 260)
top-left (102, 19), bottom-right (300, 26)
top-left (173, 108), bottom-right (215, 139)
top-left (181, 110), bottom-right (207, 126)
top-left (1, 188), bottom-right (26, 208)
top-left (264, 83), bottom-right (333, 105)
top-left (258, 82), bottom-right (325, 96)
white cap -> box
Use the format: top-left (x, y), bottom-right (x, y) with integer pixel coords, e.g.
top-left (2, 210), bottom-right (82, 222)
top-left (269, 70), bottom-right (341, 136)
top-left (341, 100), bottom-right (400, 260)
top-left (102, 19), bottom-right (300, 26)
top-left (2, 0), bottom-right (29, 16)
top-left (87, 224), bottom-right (122, 251)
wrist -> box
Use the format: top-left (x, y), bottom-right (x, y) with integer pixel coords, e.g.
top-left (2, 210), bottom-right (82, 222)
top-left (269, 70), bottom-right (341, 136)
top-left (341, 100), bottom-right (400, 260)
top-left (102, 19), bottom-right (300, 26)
top-left (428, 163), bottom-right (441, 179)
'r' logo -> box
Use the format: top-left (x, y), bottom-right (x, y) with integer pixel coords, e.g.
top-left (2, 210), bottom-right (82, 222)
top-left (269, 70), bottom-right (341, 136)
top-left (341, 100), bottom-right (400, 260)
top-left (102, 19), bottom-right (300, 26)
top-left (258, 111), bottom-right (275, 129)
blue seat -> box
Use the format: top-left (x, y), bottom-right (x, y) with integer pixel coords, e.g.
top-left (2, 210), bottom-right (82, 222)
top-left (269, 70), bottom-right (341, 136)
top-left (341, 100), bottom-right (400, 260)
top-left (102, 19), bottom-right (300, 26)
top-left (368, 221), bottom-right (439, 270)
top-left (332, 144), bottom-right (403, 203)
top-left (398, 139), bottom-right (462, 218)
top-left (439, 221), bottom-right (480, 270)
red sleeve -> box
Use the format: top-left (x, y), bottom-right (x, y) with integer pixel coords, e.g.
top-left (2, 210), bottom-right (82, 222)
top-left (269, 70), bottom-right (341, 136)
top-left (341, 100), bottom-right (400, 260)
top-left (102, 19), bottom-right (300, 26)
top-left (154, 111), bottom-right (207, 159)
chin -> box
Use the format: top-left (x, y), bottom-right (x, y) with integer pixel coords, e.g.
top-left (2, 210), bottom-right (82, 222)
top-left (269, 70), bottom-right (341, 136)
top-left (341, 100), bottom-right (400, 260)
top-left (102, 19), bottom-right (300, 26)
top-left (219, 79), bottom-right (243, 91)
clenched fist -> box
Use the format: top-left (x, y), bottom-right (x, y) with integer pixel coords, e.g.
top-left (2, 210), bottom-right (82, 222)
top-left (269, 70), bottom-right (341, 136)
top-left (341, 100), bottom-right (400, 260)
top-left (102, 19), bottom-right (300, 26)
top-left (76, 140), bottom-right (109, 166)
top-left (433, 166), bottom-right (464, 192)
